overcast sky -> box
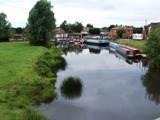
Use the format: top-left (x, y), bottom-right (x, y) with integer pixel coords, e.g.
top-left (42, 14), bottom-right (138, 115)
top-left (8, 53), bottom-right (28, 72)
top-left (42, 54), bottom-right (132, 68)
top-left (0, 0), bottom-right (160, 28)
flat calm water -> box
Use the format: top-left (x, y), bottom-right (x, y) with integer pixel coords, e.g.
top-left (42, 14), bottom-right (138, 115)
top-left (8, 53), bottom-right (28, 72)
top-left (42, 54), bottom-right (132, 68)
top-left (38, 44), bottom-right (160, 120)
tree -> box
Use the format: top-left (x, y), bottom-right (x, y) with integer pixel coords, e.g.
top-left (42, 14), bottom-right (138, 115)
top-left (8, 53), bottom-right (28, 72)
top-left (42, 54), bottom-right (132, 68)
top-left (108, 25), bottom-right (116, 31)
top-left (60, 21), bottom-right (83, 33)
top-left (117, 29), bottom-right (125, 38)
top-left (133, 27), bottom-right (143, 34)
top-left (89, 28), bottom-right (100, 34)
top-left (72, 22), bottom-right (83, 33)
top-left (86, 24), bottom-right (93, 28)
top-left (144, 28), bottom-right (160, 69)
top-left (60, 20), bottom-right (68, 32)
top-left (27, 0), bottom-right (56, 46)
top-left (0, 12), bottom-right (13, 42)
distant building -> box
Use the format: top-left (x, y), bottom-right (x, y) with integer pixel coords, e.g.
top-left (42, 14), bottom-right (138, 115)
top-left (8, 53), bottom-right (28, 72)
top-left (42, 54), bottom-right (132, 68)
top-left (109, 25), bottom-right (133, 40)
top-left (142, 22), bottom-right (160, 39)
top-left (54, 27), bottom-right (68, 40)
top-left (9, 34), bottom-right (25, 41)
top-left (81, 27), bottom-right (89, 37)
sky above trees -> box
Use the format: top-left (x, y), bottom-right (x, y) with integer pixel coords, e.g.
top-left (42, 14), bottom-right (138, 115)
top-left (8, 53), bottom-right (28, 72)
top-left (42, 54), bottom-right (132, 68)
top-left (0, 0), bottom-right (160, 28)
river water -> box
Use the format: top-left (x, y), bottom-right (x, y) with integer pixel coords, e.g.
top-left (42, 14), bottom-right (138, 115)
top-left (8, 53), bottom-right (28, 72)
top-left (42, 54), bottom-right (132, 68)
top-left (38, 44), bottom-right (160, 120)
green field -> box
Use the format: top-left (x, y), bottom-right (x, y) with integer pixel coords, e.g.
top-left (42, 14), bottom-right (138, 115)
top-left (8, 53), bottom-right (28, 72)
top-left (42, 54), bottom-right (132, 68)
top-left (115, 39), bottom-right (146, 52)
top-left (0, 42), bottom-right (61, 120)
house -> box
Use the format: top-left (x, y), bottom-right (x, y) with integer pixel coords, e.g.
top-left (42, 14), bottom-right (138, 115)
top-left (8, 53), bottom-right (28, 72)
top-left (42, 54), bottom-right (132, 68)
top-left (68, 33), bottom-right (81, 41)
top-left (54, 27), bottom-right (68, 40)
top-left (109, 25), bottom-right (133, 40)
top-left (142, 22), bottom-right (160, 39)
top-left (81, 27), bottom-right (89, 37)
top-left (9, 34), bottom-right (25, 41)
top-left (100, 29), bottom-right (110, 39)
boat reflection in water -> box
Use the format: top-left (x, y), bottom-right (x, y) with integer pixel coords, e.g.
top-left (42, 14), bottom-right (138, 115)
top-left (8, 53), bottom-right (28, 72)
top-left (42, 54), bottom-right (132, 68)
top-left (114, 49), bottom-right (148, 69)
top-left (115, 52), bottom-right (133, 65)
top-left (141, 67), bottom-right (160, 104)
top-left (60, 76), bottom-right (83, 100)
top-left (57, 44), bottom-right (87, 55)
top-left (87, 44), bottom-right (106, 54)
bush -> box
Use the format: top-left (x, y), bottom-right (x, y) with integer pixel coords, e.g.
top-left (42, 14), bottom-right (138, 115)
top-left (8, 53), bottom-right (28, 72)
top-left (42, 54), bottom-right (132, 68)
top-left (144, 28), bottom-right (160, 69)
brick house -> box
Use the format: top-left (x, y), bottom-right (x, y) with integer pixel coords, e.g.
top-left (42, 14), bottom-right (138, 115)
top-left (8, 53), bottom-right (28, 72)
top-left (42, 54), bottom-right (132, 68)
top-left (54, 27), bottom-right (68, 40)
top-left (142, 22), bottom-right (160, 39)
top-left (109, 25), bottom-right (133, 40)
top-left (9, 34), bottom-right (25, 41)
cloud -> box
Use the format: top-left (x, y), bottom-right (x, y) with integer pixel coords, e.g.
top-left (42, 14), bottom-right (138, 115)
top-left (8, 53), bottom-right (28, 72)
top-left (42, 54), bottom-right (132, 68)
top-left (0, 0), bottom-right (160, 28)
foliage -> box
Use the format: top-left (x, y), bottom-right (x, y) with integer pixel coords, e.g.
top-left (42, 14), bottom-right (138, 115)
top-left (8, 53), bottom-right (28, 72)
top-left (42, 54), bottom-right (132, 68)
top-left (60, 20), bottom-right (83, 33)
top-left (86, 23), bottom-right (94, 28)
top-left (89, 28), bottom-right (100, 34)
top-left (12, 27), bottom-right (24, 34)
top-left (72, 22), bottom-right (83, 33)
top-left (0, 12), bottom-right (13, 42)
top-left (27, 0), bottom-right (56, 46)
top-left (60, 76), bottom-right (83, 99)
top-left (141, 67), bottom-right (160, 104)
top-left (133, 27), bottom-right (143, 34)
top-left (116, 28), bottom-right (125, 38)
top-left (102, 27), bottom-right (108, 31)
top-left (60, 20), bottom-right (68, 32)
top-left (22, 107), bottom-right (48, 120)
top-left (0, 42), bottom-right (63, 119)
top-left (35, 51), bottom-right (67, 77)
top-left (144, 28), bottom-right (160, 68)
top-left (108, 24), bottom-right (116, 31)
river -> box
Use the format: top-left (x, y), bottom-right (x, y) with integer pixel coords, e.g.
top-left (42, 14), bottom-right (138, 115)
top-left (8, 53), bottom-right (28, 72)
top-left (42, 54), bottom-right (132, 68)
top-left (38, 44), bottom-right (160, 120)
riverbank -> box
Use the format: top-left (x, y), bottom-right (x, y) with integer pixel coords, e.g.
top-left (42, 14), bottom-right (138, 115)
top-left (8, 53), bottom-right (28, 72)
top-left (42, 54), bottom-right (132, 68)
top-left (0, 42), bottom-right (62, 120)
top-left (115, 39), bottom-right (146, 51)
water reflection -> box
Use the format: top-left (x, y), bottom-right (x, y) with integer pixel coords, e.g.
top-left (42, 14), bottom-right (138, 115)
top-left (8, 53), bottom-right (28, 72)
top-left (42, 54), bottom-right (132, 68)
top-left (53, 56), bottom-right (67, 73)
top-left (141, 68), bottom-right (160, 104)
top-left (59, 44), bottom-right (86, 55)
top-left (88, 44), bottom-right (106, 54)
top-left (115, 52), bottom-right (133, 65)
top-left (60, 76), bottom-right (83, 100)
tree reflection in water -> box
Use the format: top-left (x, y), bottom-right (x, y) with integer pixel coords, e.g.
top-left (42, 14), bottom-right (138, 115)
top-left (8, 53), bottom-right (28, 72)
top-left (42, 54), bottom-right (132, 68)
top-left (61, 44), bottom-right (84, 55)
top-left (141, 67), bottom-right (160, 104)
top-left (60, 76), bottom-right (83, 100)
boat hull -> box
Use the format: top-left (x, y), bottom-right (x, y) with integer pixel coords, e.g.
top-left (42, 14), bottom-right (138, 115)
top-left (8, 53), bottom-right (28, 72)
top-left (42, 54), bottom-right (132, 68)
top-left (116, 46), bottom-right (134, 58)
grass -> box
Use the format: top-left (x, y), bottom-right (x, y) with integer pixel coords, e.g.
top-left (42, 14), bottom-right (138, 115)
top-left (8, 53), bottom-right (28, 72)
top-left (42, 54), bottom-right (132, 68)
top-left (0, 41), bottom-right (62, 120)
top-left (115, 39), bottom-right (146, 52)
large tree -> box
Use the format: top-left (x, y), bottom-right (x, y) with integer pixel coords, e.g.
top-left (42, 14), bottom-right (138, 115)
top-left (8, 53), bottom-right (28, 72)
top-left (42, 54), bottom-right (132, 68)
top-left (89, 28), bottom-right (100, 34)
top-left (72, 22), bottom-right (83, 33)
top-left (117, 29), bottom-right (125, 38)
top-left (108, 25), bottom-right (116, 31)
top-left (86, 24), bottom-right (94, 28)
top-left (145, 28), bottom-right (160, 69)
top-left (0, 12), bottom-right (12, 42)
top-left (133, 27), bottom-right (143, 34)
top-left (27, 0), bottom-right (56, 46)
top-left (60, 20), bottom-right (68, 32)
top-left (60, 21), bottom-right (83, 33)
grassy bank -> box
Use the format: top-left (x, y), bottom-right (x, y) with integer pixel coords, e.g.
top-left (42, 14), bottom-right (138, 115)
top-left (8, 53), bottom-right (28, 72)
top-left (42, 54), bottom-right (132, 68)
top-left (115, 39), bottom-right (146, 52)
top-left (0, 42), bottom-right (62, 120)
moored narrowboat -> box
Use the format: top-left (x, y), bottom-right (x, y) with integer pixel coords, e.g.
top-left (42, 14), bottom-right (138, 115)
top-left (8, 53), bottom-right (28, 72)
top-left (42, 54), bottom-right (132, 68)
top-left (116, 46), bottom-right (134, 58)
top-left (122, 45), bottom-right (141, 56)
top-left (109, 42), bottom-right (119, 49)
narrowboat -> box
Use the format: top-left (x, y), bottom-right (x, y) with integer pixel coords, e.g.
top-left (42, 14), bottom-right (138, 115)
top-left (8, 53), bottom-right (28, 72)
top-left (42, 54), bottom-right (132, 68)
top-left (116, 46), bottom-right (134, 58)
top-left (109, 42), bottom-right (119, 49)
top-left (86, 39), bottom-right (108, 44)
top-left (121, 45), bottom-right (141, 56)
